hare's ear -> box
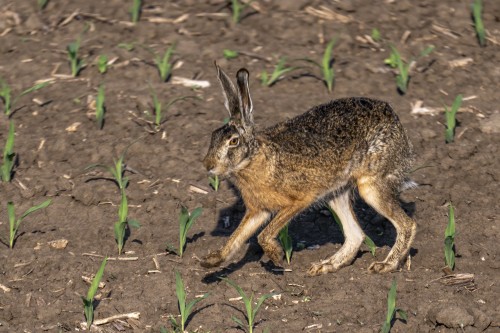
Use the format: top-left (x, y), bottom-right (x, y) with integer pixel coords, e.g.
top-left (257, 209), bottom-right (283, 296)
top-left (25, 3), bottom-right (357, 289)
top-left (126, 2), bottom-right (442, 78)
top-left (236, 68), bottom-right (254, 128)
top-left (215, 62), bottom-right (240, 120)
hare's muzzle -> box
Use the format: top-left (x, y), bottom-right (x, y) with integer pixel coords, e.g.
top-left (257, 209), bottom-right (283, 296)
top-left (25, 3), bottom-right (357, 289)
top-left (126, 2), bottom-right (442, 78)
top-left (202, 155), bottom-right (215, 174)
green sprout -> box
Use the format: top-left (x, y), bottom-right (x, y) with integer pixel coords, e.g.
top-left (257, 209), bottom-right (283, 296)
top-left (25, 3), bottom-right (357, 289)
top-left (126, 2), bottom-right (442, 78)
top-left (38, 0), bottom-right (49, 10)
top-left (444, 94), bottom-right (463, 143)
top-left (208, 175), bottom-right (219, 191)
top-left (260, 57), bottom-right (298, 87)
top-left (381, 279), bottom-right (407, 333)
top-left (84, 147), bottom-right (130, 190)
top-left (97, 55), bottom-right (108, 74)
top-left (444, 203), bottom-right (456, 271)
top-left (131, 0), bottom-right (142, 24)
top-left (0, 79), bottom-right (49, 117)
top-left (67, 37), bottom-right (83, 77)
top-left (114, 187), bottom-right (140, 255)
top-left (472, 0), bottom-right (486, 47)
top-left (371, 28), bottom-right (381, 42)
top-left (148, 85), bottom-right (199, 131)
top-left (223, 49), bottom-right (239, 59)
top-left (384, 45), bottom-right (434, 94)
top-left (278, 224), bottom-right (293, 264)
top-left (118, 42), bottom-right (135, 51)
top-left (1, 121), bottom-right (15, 182)
top-left (82, 257), bottom-right (107, 330)
top-left (96, 84), bottom-right (106, 130)
top-left (327, 206), bottom-right (376, 256)
top-left (167, 207), bottom-right (203, 258)
top-left (84, 144), bottom-right (140, 254)
top-left (169, 271), bottom-right (209, 332)
top-left (231, 0), bottom-right (254, 24)
top-left (221, 277), bottom-right (274, 333)
top-left (154, 44), bottom-right (175, 82)
top-left (300, 38), bottom-right (337, 92)
top-left (7, 199), bottom-right (52, 249)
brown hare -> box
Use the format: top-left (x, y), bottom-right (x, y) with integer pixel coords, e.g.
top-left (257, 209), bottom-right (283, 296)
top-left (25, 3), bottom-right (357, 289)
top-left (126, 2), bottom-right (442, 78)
top-left (201, 64), bottom-right (417, 276)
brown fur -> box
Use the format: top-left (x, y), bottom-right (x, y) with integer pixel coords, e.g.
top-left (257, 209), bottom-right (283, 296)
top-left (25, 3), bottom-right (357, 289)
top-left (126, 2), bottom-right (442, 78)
top-left (201, 64), bottom-right (417, 275)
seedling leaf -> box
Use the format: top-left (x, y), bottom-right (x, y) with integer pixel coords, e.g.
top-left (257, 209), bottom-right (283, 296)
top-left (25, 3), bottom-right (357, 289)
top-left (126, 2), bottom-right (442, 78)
top-left (20, 199), bottom-right (52, 220)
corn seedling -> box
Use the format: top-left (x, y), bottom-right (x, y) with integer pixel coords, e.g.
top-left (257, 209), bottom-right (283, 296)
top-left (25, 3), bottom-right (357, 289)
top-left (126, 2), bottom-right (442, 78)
top-left (230, 0), bottom-right (254, 24)
top-left (444, 94), bottom-right (463, 143)
top-left (148, 85), bottom-right (199, 131)
top-left (278, 224), bottom-right (293, 264)
top-left (115, 188), bottom-right (140, 255)
top-left (37, 0), bottom-right (49, 10)
top-left (0, 79), bottom-right (49, 117)
top-left (97, 55), bottom-right (108, 74)
top-left (444, 203), bottom-right (456, 271)
top-left (82, 257), bottom-right (107, 330)
top-left (223, 49), bottom-right (239, 59)
top-left (208, 174), bottom-right (219, 191)
top-left (67, 37), bottom-right (83, 77)
top-left (169, 271), bottom-right (209, 332)
top-left (118, 42), bottom-right (135, 51)
top-left (384, 45), bottom-right (434, 94)
top-left (300, 38), bottom-right (337, 92)
top-left (472, 0), bottom-right (485, 47)
top-left (261, 57), bottom-right (298, 87)
top-left (167, 206), bottom-right (202, 258)
top-left (381, 279), bottom-right (407, 333)
top-left (327, 206), bottom-right (376, 256)
top-left (371, 28), bottom-right (381, 42)
top-left (154, 44), bottom-right (175, 82)
top-left (221, 277), bottom-right (274, 333)
top-left (95, 84), bottom-right (105, 130)
top-left (131, 0), bottom-right (142, 24)
top-left (85, 147), bottom-right (131, 190)
top-left (7, 199), bottom-right (51, 249)
top-left (1, 121), bottom-right (15, 182)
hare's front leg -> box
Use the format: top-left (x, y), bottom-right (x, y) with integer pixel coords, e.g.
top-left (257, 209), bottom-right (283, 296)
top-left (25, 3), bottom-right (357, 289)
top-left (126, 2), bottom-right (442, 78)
top-left (257, 204), bottom-right (309, 266)
top-left (307, 191), bottom-right (366, 276)
top-left (201, 210), bottom-right (270, 268)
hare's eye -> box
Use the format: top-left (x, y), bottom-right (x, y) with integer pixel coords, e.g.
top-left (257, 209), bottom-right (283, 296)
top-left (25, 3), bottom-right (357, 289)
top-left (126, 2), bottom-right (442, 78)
top-left (228, 137), bottom-right (239, 146)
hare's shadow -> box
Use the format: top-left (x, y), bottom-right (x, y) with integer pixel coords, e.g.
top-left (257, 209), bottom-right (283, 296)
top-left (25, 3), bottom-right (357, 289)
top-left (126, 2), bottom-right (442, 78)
top-left (204, 183), bottom-right (417, 280)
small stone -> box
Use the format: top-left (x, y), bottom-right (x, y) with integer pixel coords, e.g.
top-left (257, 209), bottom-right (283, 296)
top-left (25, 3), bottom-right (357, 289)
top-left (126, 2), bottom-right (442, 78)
top-left (432, 305), bottom-right (474, 328)
top-left (274, 0), bottom-right (312, 11)
top-left (72, 183), bottom-right (97, 206)
top-left (479, 111), bottom-right (500, 134)
top-left (420, 128), bottom-right (437, 140)
top-left (24, 13), bottom-right (44, 31)
top-left (470, 308), bottom-right (491, 331)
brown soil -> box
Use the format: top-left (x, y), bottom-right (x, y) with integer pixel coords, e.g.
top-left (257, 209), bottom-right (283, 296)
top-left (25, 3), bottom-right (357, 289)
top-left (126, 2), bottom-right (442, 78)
top-left (0, 1), bottom-right (499, 332)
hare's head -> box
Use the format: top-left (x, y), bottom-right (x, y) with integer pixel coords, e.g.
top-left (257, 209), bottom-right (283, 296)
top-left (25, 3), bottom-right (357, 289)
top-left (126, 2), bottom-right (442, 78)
top-left (203, 64), bottom-right (255, 176)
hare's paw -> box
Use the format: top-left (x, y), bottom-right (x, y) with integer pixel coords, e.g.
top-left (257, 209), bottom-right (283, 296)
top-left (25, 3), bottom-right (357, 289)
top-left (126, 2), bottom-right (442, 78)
top-left (307, 261), bottom-right (338, 276)
top-left (368, 261), bottom-right (397, 273)
top-left (201, 250), bottom-right (224, 268)
top-left (261, 241), bottom-right (282, 266)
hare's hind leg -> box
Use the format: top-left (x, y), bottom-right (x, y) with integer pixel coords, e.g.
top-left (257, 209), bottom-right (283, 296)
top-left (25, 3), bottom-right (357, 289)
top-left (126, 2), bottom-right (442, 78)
top-left (307, 191), bottom-right (365, 276)
top-left (357, 177), bottom-right (416, 273)
top-left (201, 210), bottom-right (270, 268)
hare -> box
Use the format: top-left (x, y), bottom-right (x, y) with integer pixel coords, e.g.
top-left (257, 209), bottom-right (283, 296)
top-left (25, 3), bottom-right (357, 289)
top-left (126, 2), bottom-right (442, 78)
top-left (201, 64), bottom-right (417, 275)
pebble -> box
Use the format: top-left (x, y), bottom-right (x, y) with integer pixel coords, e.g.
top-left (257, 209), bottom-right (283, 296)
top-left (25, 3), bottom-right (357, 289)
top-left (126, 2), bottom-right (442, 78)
top-left (479, 111), bottom-right (500, 134)
top-left (428, 304), bottom-right (474, 328)
top-left (420, 128), bottom-right (437, 140)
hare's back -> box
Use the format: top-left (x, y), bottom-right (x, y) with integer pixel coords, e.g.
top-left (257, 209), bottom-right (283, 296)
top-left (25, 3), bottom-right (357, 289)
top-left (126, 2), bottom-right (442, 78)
top-left (264, 97), bottom-right (403, 149)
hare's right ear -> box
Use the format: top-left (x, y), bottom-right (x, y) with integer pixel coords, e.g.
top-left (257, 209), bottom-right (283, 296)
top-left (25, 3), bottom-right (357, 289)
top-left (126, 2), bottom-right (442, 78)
top-left (214, 62), bottom-right (241, 121)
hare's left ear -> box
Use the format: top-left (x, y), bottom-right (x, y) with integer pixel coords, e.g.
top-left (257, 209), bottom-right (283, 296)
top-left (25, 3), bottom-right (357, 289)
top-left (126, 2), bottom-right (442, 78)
top-left (236, 68), bottom-right (254, 128)
top-left (215, 62), bottom-right (240, 120)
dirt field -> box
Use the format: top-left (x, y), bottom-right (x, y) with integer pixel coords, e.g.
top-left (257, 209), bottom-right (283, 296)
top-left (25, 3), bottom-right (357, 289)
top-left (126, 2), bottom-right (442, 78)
top-left (0, 1), bottom-right (499, 332)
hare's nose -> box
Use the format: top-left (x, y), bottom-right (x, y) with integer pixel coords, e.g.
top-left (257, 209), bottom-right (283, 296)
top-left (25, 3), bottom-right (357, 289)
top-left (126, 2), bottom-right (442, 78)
top-left (202, 155), bottom-right (212, 171)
